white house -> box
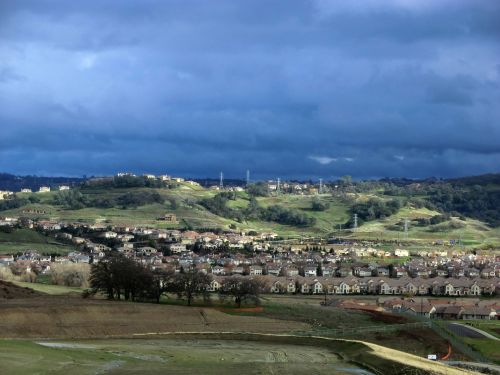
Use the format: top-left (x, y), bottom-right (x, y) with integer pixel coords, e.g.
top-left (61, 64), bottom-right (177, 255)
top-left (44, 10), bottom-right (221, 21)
top-left (394, 249), bottom-right (410, 257)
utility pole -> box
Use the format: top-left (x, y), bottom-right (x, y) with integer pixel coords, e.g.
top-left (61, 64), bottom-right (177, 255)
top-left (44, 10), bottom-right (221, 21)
top-left (219, 171), bottom-right (224, 190)
top-left (404, 217), bottom-right (409, 240)
top-left (246, 170), bottom-right (250, 186)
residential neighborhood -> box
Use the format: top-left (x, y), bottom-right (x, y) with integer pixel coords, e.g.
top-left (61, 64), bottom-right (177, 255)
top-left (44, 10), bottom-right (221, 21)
top-left (1, 215), bottom-right (499, 316)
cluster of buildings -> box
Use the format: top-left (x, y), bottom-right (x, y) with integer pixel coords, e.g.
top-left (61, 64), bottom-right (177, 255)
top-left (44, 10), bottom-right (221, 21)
top-left (0, 216), bottom-right (499, 299)
top-left (327, 297), bottom-right (499, 321)
top-left (0, 186), bottom-right (70, 198)
top-left (116, 172), bottom-right (191, 184)
top-left (266, 180), bottom-right (323, 194)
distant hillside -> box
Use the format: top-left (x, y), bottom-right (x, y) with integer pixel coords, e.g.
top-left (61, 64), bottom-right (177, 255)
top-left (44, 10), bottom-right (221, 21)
top-left (0, 173), bottom-right (83, 191)
top-left (1, 172), bottom-right (499, 247)
top-left (445, 173), bottom-right (500, 186)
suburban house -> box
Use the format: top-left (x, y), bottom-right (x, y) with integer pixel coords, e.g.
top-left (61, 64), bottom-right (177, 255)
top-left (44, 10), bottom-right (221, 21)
top-left (303, 266), bottom-right (317, 277)
top-left (249, 265), bottom-right (263, 276)
top-left (461, 307), bottom-right (497, 320)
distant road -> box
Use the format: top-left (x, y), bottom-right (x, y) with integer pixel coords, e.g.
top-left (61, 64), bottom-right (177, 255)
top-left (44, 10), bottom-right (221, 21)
top-left (447, 323), bottom-right (499, 340)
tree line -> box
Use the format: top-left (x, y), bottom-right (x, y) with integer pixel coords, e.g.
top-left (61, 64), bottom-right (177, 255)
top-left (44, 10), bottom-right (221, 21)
top-left (0, 194), bottom-right (40, 211)
top-left (81, 175), bottom-right (172, 189)
top-left (345, 198), bottom-right (402, 228)
top-left (200, 193), bottom-right (316, 226)
top-left (53, 189), bottom-right (164, 209)
top-left (88, 252), bottom-right (263, 307)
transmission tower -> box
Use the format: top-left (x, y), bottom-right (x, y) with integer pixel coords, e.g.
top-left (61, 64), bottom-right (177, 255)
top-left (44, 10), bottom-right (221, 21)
top-left (219, 172), bottom-right (224, 190)
top-left (404, 217), bottom-right (409, 240)
top-left (353, 213), bottom-right (358, 231)
top-left (246, 170), bottom-right (250, 186)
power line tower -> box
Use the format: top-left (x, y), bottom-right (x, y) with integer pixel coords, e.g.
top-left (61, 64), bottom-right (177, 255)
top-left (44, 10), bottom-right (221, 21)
top-left (246, 170), bottom-right (250, 186)
top-left (353, 213), bottom-right (358, 231)
top-left (277, 177), bottom-right (281, 194)
top-left (404, 217), bottom-right (409, 240)
top-left (219, 171), bottom-right (224, 190)
top-left (319, 178), bottom-right (323, 194)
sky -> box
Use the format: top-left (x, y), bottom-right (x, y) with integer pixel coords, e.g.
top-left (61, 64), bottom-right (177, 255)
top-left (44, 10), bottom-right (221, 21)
top-left (0, 0), bottom-right (499, 180)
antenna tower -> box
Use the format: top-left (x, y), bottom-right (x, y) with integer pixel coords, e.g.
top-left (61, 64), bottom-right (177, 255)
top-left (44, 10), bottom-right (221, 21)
top-left (219, 172), bottom-right (224, 190)
top-left (353, 213), bottom-right (358, 231)
top-left (319, 178), bottom-right (323, 194)
top-left (246, 170), bottom-right (250, 186)
top-left (277, 178), bottom-right (281, 194)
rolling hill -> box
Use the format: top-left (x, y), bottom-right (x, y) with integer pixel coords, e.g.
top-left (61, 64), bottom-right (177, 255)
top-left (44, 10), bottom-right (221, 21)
top-left (1, 174), bottom-right (499, 248)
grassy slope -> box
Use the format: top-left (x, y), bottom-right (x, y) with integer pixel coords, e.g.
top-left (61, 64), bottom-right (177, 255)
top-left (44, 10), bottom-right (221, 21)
top-left (354, 205), bottom-right (500, 246)
top-left (0, 228), bottom-right (76, 254)
top-left (4, 187), bottom-right (500, 246)
top-left (226, 296), bottom-right (459, 360)
top-left (11, 281), bottom-right (84, 295)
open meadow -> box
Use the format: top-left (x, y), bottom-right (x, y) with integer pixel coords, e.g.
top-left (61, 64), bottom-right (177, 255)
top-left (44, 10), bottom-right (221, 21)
top-left (0, 339), bottom-right (376, 375)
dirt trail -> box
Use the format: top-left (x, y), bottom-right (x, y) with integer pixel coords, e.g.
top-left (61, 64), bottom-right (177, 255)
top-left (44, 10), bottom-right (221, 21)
top-left (359, 340), bottom-right (481, 375)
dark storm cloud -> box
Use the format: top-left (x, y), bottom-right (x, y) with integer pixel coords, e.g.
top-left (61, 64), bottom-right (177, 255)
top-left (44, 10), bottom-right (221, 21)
top-left (0, 0), bottom-right (499, 179)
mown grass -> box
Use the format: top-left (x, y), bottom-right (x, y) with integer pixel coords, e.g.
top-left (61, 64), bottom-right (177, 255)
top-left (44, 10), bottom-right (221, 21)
top-left (0, 340), bottom-right (121, 375)
top-left (464, 320), bottom-right (500, 339)
top-left (12, 281), bottom-right (84, 295)
top-left (462, 338), bottom-right (500, 364)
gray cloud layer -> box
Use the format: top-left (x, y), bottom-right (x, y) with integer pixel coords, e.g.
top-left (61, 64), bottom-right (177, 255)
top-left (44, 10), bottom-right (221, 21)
top-left (0, 0), bottom-right (499, 179)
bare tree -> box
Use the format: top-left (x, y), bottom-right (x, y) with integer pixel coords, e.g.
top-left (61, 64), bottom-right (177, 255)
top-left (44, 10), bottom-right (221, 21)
top-left (170, 267), bottom-right (211, 306)
top-left (220, 276), bottom-right (265, 308)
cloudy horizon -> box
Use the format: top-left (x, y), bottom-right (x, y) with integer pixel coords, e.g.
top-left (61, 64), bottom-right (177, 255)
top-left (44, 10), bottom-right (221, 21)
top-left (1, 0), bottom-right (499, 180)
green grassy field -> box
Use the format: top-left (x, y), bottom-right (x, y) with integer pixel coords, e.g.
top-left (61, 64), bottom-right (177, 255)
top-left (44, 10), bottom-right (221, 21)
top-left (464, 320), bottom-right (500, 339)
top-left (12, 281), bottom-right (85, 295)
top-left (462, 338), bottom-right (500, 364)
top-left (0, 228), bottom-right (76, 254)
top-left (0, 338), bottom-right (399, 375)
top-left (4, 186), bottom-right (500, 247)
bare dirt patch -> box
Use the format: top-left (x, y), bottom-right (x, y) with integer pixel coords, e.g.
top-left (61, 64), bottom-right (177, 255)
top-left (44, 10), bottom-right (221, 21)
top-left (0, 296), bottom-right (308, 339)
top-left (0, 280), bottom-right (45, 299)
top-left (367, 311), bottom-right (409, 324)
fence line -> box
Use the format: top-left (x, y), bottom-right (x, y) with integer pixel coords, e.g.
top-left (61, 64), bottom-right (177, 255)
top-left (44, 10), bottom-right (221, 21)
top-left (296, 321), bottom-right (430, 338)
top-left (393, 311), bottom-right (490, 363)
top-left (427, 321), bottom-right (490, 363)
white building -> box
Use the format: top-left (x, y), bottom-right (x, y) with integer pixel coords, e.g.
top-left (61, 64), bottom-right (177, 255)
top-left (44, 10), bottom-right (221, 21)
top-left (394, 249), bottom-right (410, 257)
top-left (38, 186), bottom-right (51, 193)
